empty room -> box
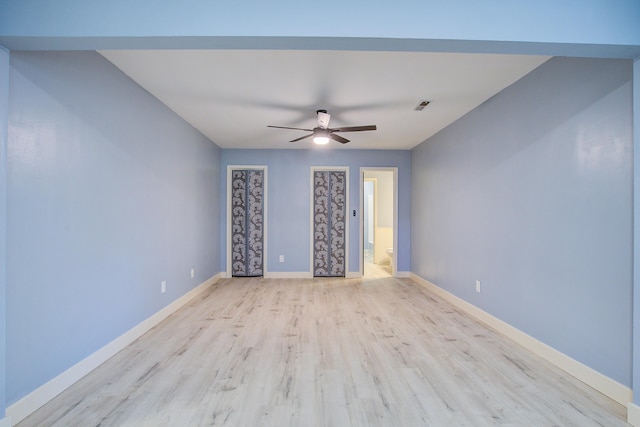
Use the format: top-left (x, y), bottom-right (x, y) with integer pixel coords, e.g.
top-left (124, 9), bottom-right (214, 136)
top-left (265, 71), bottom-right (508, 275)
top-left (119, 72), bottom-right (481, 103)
top-left (1, 2), bottom-right (639, 426)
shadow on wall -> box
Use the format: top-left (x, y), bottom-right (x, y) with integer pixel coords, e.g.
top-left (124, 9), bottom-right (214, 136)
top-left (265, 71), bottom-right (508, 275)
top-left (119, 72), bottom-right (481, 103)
top-left (426, 57), bottom-right (631, 188)
top-left (10, 51), bottom-right (217, 171)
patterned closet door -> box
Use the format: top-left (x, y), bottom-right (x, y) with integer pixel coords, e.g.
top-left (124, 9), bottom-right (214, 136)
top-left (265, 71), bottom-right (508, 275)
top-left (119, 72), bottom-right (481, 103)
top-left (231, 169), bottom-right (264, 277)
top-left (313, 170), bottom-right (346, 277)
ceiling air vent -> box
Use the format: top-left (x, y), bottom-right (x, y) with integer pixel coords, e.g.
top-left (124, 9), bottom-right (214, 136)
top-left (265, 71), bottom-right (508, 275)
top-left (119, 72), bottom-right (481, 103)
top-left (414, 100), bottom-right (431, 111)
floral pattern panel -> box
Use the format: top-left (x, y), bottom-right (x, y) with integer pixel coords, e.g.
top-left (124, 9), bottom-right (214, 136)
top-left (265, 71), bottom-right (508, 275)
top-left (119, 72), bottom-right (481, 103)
top-left (231, 169), bottom-right (264, 276)
top-left (313, 170), bottom-right (346, 277)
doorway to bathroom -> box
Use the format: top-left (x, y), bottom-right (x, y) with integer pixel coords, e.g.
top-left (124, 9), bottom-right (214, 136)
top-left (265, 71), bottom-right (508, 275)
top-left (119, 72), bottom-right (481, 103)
top-left (360, 168), bottom-right (397, 278)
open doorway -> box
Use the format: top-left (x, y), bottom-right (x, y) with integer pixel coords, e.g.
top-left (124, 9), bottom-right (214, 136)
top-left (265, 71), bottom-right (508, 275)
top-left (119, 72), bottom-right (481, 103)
top-left (360, 168), bottom-right (397, 278)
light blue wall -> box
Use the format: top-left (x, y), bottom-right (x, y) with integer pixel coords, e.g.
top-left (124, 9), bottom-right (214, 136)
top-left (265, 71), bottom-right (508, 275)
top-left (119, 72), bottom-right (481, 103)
top-left (6, 51), bottom-right (221, 404)
top-left (221, 149), bottom-right (410, 274)
top-left (0, 0), bottom-right (639, 418)
top-left (634, 57), bottom-right (640, 404)
top-left (1, 1), bottom-right (639, 57)
top-left (411, 57), bottom-right (633, 386)
top-left (0, 46), bottom-right (9, 419)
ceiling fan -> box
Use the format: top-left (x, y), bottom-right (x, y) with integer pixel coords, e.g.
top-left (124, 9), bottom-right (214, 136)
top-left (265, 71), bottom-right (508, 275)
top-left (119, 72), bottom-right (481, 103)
top-left (267, 109), bottom-right (377, 145)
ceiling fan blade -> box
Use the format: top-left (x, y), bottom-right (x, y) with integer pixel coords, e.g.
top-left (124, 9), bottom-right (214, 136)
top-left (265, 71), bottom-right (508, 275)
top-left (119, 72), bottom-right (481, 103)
top-left (289, 133), bottom-right (313, 143)
top-left (330, 125), bottom-right (377, 132)
top-left (267, 125), bottom-right (314, 132)
top-left (330, 133), bottom-right (350, 144)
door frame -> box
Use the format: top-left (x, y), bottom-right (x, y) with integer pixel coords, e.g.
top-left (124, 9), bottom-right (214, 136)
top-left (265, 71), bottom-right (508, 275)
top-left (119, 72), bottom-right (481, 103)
top-left (310, 166), bottom-right (349, 277)
top-left (363, 177), bottom-right (377, 260)
top-left (359, 167), bottom-right (398, 277)
top-left (226, 165), bottom-right (268, 278)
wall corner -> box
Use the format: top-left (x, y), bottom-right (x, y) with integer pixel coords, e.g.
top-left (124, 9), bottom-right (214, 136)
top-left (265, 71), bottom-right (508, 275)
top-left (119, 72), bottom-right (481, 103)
top-left (0, 45), bottom-right (10, 421)
top-left (632, 56), bottom-right (640, 414)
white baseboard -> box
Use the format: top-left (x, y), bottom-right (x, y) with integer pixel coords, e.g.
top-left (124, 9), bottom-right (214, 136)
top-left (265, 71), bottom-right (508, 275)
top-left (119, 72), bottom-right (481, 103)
top-left (6, 273), bottom-right (223, 425)
top-left (264, 272), bottom-right (313, 279)
top-left (409, 273), bottom-right (632, 407)
top-left (628, 402), bottom-right (640, 426)
top-left (343, 271), bottom-right (409, 279)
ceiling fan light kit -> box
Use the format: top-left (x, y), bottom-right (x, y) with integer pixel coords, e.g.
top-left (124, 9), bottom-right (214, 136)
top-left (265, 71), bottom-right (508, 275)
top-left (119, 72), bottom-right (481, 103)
top-left (313, 128), bottom-right (330, 145)
top-left (268, 109), bottom-right (377, 145)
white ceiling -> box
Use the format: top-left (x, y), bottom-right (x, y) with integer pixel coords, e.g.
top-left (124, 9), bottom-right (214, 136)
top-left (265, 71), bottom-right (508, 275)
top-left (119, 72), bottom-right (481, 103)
top-left (99, 50), bottom-right (549, 150)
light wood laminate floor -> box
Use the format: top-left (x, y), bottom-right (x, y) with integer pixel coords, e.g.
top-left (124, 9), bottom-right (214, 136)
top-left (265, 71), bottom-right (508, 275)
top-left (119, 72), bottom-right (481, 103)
top-left (363, 260), bottom-right (392, 279)
top-left (19, 276), bottom-right (628, 426)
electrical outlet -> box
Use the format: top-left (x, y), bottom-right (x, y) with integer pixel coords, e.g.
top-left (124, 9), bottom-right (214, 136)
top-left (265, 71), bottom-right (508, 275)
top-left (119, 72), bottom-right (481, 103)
top-left (475, 280), bottom-right (481, 293)
top-left (191, 268), bottom-right (195, 278)
top-left (161, 280), bottom-right (166, 294)
top-left (279, 255), bottom-right (284, 262)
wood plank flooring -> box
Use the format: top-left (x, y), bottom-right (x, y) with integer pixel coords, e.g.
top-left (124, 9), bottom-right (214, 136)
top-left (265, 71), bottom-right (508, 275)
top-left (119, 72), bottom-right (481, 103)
top-left (363, 259), bottom-right (392, 279)
top-left (18, 276), bottom-right (628, 426)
